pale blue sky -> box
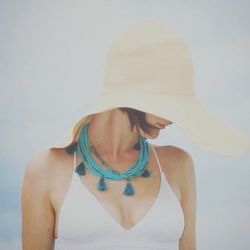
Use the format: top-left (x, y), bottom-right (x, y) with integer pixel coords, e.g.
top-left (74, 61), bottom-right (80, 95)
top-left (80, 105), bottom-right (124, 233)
top-left (1, 0), bottom-right (250, 249)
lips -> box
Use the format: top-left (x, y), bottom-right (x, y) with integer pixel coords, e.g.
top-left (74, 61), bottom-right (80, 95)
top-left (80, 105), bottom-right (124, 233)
top-left (158, 123), bottom-right (166, 129)
top-left (157, 125), bottom-right (166, 129)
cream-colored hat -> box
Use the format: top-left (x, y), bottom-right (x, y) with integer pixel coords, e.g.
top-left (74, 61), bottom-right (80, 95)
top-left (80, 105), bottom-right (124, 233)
top-left (50, 19), bottom-right (250, 156)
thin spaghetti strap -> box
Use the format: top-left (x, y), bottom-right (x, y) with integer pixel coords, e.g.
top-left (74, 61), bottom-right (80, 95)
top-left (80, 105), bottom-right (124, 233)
top-left (151, 144), bottom-right (164, 175)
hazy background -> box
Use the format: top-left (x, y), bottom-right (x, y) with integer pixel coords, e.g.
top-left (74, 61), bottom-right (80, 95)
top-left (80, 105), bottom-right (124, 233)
top-left (1, 0), bottom-right (250, 249)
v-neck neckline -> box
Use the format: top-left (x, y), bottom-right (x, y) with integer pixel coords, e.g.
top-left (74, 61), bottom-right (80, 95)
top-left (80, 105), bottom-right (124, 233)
top-left (74, 144), bottom-right (163, 231)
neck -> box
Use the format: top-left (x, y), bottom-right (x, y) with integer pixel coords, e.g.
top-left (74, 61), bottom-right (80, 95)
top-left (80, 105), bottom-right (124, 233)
top-left (87, 109), bottom-right (140, 161)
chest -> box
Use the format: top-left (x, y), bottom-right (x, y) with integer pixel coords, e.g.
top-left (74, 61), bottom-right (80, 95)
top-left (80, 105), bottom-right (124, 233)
top-left (50, 149), bottom-right (181, 238)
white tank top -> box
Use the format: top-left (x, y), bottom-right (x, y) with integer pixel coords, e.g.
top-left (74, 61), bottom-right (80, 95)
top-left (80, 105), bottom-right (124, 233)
top-left (54, 144), bottom-right (184, 250)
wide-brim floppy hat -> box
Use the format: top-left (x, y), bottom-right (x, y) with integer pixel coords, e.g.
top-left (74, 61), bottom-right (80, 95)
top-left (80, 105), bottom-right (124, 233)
top-left (50, 19), bottom-right (250, 156)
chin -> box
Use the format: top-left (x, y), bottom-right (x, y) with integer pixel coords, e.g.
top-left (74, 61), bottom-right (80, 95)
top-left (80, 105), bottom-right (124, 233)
top-left (144, 129), bottom-right (160, 139)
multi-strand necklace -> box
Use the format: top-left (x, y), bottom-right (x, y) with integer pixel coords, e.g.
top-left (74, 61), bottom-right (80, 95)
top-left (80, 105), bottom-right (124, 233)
top-left (75, 123), bottom-right (152, 196)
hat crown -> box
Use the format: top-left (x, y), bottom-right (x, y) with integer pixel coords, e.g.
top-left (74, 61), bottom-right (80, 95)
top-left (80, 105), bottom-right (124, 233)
top-left (102, 20), bottom-right (195, 97)
top-left (52, 20), bottom-right (250, 156)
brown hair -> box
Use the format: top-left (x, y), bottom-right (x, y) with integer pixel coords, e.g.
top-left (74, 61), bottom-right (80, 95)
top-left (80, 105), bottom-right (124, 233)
top-left (118, 107), bottom-right (158, 136)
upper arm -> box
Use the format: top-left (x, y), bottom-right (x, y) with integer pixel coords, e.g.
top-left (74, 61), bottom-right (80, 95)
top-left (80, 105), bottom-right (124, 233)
top-left (178, 149), bottom-right (197, 250)
top-left (21, 150), bottom-right (55, 250)
top-left (160, 145), bottom-right (197, 250)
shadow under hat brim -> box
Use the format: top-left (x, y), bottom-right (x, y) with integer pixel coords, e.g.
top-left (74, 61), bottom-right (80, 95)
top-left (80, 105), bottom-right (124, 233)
top-left (50, 94), bottom-right (250, 156)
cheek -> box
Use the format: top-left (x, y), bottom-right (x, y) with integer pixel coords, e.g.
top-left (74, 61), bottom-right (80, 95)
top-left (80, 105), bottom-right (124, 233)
top-left (138, 126), bottom-right (160, 140)
top-left (145, 115), bottom-right (157, 125)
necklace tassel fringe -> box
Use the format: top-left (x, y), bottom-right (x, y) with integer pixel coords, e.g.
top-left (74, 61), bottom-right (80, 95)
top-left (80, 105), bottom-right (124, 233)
top-left (98, 176), bottom-right (108, 191)
top-left (75, 162), bottom-right (86, 176)
top-left (141, 169), bottom-right (151, 177)
top-left (97, 176), bottom-right (135, 196)
top-left (123, 179), bottom-right (134, 196)
top-left (76, 123), bottom-right (151, 197)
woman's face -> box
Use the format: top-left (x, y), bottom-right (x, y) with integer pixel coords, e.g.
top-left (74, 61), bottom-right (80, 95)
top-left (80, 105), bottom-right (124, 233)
top-left (140, 113), bottom-right (173, 139)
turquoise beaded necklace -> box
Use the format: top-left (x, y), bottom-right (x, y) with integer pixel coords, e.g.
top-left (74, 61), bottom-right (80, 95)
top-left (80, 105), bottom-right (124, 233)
top-left (75, 123), bottom-right (152, 196)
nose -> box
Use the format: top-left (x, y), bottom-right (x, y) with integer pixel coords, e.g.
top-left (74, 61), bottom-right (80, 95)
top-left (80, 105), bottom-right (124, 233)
top-left (158, 120), bottom-right (172, 126)
top-left (157, 123), bottom-right (166, 127)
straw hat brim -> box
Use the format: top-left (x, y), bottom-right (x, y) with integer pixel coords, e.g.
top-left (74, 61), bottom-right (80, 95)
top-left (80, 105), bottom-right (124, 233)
top-left (50, 94), bottom-right (250, 156)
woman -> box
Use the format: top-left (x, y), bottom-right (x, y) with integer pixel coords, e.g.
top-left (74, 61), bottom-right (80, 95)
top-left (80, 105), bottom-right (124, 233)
top-left (21, 20), bottom-right (250, 250)
top-left (22, 107), bottom-right (196, 249)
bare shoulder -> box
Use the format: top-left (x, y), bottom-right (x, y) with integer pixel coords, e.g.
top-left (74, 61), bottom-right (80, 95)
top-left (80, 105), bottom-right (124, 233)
top-left (23, 149), bottom-right (67, 195)
top-left (25, 148), bottom-right (64, 167)
top-left (24, 149), bottom-right (59, 179)
top-left (155, 145), bottom-right (196, 191)
top-left (156, 145), bottom-right (194, 170)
